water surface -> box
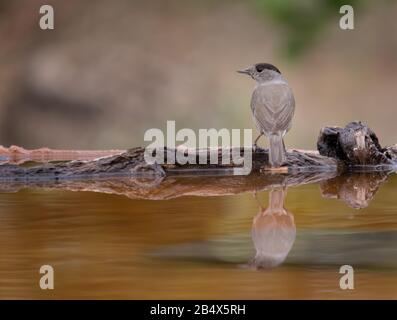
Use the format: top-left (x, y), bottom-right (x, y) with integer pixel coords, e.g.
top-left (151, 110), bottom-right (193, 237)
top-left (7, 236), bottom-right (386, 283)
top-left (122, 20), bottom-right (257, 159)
top-left (0, 172), bottom-right (396, 299)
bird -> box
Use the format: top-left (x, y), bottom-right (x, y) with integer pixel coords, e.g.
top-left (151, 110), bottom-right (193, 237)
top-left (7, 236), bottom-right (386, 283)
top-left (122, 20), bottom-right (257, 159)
top-left (238, 63), bottom-right (295, 167)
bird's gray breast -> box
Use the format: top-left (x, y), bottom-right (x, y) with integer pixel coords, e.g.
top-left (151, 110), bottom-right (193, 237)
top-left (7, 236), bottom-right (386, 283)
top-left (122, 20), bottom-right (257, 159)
top-left (250, 81), bottom-right (295, 134)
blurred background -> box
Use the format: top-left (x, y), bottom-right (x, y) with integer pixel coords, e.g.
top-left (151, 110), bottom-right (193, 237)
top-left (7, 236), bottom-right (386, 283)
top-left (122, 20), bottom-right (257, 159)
top-left (0, 0), bottom-right (396, 150)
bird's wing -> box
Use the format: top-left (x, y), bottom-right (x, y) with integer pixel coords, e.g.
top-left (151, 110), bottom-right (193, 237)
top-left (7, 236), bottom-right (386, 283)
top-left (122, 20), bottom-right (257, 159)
top-left (251, 82), bottom-right (295, 133)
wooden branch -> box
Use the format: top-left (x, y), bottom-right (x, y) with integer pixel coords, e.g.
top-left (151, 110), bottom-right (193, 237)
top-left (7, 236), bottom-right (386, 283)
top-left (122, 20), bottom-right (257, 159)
top-left (0, 145), bottom-right (124, 164)
top-left (0, 121), bottom-right (395, 183)
top-left (0, 147), bottom-right (339, 179)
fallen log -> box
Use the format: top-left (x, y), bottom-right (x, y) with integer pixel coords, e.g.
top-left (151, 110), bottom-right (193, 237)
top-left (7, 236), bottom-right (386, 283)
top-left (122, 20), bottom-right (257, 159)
top-left (0, 121), bottom-right (395, 181)
top-left (0, 145), bottom-right (124, 164)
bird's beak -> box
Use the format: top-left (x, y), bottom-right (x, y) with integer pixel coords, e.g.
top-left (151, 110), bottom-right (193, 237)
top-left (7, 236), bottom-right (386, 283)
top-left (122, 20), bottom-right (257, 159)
top-left (237, 67), bottom-right (251, 75)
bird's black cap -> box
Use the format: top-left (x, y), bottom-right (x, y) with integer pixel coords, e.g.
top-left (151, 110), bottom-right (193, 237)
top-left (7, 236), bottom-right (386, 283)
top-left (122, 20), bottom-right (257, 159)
top-left (255, 63), bottom-right (281, 74)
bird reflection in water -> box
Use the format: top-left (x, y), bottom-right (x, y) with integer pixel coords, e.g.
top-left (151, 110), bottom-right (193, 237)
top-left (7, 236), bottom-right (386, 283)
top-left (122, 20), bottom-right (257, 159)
top-left (251, 187), bottom-right (296, 269)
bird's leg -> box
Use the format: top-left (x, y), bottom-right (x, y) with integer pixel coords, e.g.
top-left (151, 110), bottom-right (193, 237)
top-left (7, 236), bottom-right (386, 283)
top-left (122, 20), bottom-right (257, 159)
top-left (253, 133), bottom-right (264, 152)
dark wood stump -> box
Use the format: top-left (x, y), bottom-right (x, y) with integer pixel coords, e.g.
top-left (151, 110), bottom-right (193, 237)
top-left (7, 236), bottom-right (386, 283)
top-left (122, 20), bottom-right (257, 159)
top-left (318, 121), bottom-right (397, 166)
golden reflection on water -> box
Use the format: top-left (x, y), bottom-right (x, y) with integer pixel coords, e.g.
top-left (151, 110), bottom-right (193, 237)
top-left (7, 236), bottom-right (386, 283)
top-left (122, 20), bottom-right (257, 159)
top-left (0, 173), bottom-right (396, 299)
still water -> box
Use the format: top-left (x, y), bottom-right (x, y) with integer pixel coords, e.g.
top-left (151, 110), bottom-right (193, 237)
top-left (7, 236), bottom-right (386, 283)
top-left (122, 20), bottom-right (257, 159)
top-left (0, 171), bottom-right (396, 299)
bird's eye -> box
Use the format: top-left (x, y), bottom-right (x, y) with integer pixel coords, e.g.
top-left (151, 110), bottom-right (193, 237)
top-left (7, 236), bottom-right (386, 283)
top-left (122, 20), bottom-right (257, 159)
top-left (255, 64), bottom-right (266, 72)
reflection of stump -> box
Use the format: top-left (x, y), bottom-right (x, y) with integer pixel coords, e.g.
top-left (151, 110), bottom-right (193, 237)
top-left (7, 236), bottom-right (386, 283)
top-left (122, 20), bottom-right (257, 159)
top-left (320, 172), bottom-right (389, 209)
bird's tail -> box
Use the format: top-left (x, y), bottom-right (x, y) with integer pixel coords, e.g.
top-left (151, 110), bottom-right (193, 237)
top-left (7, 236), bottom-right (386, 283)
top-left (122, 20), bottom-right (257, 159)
top-left (269, 132), bottom-right (286, 167)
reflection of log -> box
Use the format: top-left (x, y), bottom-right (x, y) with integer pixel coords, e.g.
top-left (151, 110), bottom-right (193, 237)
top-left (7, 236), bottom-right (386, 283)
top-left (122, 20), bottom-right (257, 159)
top-left (0, 121), bottom-right (395, 180)
top-left (0, 171), bottom-right (336, 200)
